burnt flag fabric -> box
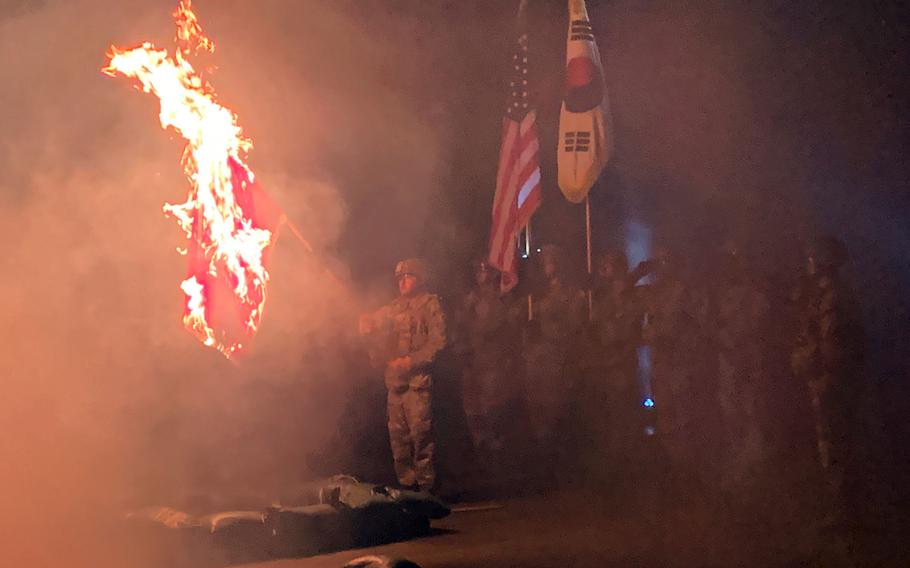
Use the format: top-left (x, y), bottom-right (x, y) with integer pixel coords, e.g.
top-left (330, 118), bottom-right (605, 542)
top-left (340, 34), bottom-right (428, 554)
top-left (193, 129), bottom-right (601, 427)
top-left (488, 0), bottom-right (542, 293)
top-left (557, 0), bottom-right (613, 204)
top-left (183, 158), bottom-right (285, 358)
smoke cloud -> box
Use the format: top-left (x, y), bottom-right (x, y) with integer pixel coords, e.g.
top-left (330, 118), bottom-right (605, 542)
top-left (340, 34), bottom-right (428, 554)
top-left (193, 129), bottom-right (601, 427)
top-left (0, 0), bottom-right (455, 564)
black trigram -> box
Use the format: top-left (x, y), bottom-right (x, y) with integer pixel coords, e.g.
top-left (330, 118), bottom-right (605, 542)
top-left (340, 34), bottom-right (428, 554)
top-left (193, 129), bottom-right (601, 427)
top-left (571, 19), bottom-right (594, 41)
top-left (564, 131), bottom-right (591, 153)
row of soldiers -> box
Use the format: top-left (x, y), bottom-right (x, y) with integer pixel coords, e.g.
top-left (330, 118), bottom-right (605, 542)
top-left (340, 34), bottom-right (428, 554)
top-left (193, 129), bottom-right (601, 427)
top-left (453, 238), bottom-right (863, 508)
top-left (358, 237), bottom-right (863, 527)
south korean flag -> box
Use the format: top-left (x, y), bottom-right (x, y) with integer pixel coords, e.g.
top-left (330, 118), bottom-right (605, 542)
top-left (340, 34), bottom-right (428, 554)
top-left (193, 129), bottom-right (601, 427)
top-left (557, 0), bottom-right (613, 204)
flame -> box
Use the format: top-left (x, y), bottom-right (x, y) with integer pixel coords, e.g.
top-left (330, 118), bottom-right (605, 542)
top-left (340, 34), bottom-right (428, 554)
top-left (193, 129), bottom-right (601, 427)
top-left (103, 0), bottom-right (273, 359)
top-left (174, 0), bottom-right (215, 54)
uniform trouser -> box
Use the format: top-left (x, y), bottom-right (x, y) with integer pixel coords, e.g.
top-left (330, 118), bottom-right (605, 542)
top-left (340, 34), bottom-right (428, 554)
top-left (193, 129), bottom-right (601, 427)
top-left (808, 373), bottom-right (848, 510)
top-left (463, 361), bottom-right (512, 454)
top-left (386, 374), bottom-right (435, 490)
top-left (523, 362), bottom-right (564, 447)
top-left (717, 352), bottom-right (765, 489)
top-left (578, 362), bottom-right (636, 479)
top-left (652, 350), bottom-right (699, 469)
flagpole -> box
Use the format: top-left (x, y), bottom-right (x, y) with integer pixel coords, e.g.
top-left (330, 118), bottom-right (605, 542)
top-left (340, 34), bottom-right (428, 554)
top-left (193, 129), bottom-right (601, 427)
top-left (525, 219), bottom-right (533, 321)
top-left (283, 218), bottom-right (362, 311)
top-left (285, 219), bottom-right (313, 253)
top-left (585, 195), bottom-right (593, 320)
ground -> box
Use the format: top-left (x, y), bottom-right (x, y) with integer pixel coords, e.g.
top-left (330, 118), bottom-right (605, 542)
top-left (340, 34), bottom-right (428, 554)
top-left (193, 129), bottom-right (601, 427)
top-left (113, 451), bottom-right (905, 568)
top-left (235, 478), bottom-right (883, 568)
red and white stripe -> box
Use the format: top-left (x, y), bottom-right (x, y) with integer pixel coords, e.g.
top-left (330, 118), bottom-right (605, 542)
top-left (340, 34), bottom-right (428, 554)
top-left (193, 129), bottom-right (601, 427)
top-left (488, 110), bottom-right (541, 293)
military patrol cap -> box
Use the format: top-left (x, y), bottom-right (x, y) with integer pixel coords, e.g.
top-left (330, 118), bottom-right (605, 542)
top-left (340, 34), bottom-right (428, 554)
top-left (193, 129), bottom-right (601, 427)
top-left (395, 258), bottom-right (427, 281)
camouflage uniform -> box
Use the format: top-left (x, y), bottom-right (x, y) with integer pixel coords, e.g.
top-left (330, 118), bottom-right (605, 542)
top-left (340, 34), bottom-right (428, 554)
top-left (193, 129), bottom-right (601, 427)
top-left (791, 240), bottom-right (863, 515)
top-left (362, 259), bottom-right (446, 491)
top-left (641, 253), bottom-right (708, 469)
top-left (453, 261), bottom-right (520, 472)
top-left (583, 252), bottom-right (644, 475)
top-left (522, 246), bottom-right (586, 464)
top-left (714, 249), bottom-right (770, 490)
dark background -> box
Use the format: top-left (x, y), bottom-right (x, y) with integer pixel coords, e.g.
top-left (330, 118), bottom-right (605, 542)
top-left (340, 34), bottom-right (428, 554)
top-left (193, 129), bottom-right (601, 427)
top-left (334, 0), bottom-right (910, 491)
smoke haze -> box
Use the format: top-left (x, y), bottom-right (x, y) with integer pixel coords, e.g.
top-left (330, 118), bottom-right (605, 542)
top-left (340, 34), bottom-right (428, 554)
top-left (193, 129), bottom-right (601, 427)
top-left (0, 0), bottom-right (456, 564)
top-left (1, 0), bottom-right (908, 565)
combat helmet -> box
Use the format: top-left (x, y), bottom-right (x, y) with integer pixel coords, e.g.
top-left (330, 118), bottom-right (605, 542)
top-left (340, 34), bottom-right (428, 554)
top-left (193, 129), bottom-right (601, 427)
top-left (394, 258), bottom-right (428, 282)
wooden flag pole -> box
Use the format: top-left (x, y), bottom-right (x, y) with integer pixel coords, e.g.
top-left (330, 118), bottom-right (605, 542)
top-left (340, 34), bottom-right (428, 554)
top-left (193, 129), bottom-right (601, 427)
top-left (284, 218), bottom-right (363, 311)
top-left (285, 219), bottom-right (314, 253)
top-left (525, 219), bottom-right (534, 321)
top-left (585, 195), bottom-right (593, 320)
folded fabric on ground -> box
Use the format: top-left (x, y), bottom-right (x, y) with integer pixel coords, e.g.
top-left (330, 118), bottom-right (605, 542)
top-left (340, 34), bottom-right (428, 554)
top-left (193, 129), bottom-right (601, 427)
top-left (123, 476), bottom-right (449, 565)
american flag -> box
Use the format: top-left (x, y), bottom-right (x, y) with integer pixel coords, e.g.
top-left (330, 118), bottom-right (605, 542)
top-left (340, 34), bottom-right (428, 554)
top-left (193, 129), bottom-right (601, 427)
top-left (488, 0), bottom-right (541, 294)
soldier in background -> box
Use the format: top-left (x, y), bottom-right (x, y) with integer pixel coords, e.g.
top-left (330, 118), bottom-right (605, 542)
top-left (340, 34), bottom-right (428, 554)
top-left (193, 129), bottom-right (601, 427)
top-left (453, 258), bottom-right (521, 484)
top-left (581, 250), bottom-right (645, 481)
top-left (521, 244), bottom-right (586, 484)
top-left (359, 259), bottom-right (446, 492)
top-left (791, 237), bottom-right (864, 530)
top-left (713, 241), bottom-right (770, 494)
top-left (640, 246), bottom-right (710, 490)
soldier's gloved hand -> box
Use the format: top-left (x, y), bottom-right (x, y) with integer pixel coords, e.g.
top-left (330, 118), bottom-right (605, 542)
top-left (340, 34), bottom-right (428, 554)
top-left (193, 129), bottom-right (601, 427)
top-left (358, 314), bottom-right (373, 335)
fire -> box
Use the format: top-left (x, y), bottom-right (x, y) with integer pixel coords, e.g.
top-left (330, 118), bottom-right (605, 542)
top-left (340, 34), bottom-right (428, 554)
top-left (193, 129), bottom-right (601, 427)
top-left (104, 0), bottom-right (276, 359)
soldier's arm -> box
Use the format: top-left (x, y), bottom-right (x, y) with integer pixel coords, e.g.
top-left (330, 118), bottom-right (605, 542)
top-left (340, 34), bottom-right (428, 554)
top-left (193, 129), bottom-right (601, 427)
top-left (358, 304), bottom-right (392, 369)
top-left (360, 304), bottom-right (392, 335)
top-left (409, 296), bottom-right (447, 367)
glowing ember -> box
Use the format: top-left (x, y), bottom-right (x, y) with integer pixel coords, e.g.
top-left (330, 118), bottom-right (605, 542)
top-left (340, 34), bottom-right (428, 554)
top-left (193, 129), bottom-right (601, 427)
top-left (104, 0), bottom-right (278, 358)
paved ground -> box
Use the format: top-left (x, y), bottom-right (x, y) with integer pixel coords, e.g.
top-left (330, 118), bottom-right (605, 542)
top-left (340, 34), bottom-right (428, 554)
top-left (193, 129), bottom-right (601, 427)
top-left (109, 465), bottom-right (905, 568)
top-left (234, 482), bottom-right (844, 568)
top-left (110, 436), bottom-right (907, 568)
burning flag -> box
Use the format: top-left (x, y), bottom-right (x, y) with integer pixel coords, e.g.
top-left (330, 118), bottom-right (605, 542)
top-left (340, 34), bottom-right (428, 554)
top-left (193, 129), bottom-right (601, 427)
top-left (556, 0), bottom-right (613, 203)
top-left (103, 0), bottom-right (283, 359)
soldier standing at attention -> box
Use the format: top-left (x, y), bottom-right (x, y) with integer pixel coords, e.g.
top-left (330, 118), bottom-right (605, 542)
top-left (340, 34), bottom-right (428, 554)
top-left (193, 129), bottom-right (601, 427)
top-left (714, 241), bottom-right (770, 494)
top-left (791, 237), bottom-right (864, 544)
top-left (522, 244), bottom-right (586, 484)
top-left (359, 259), bottom-right (446, 493)
top-left (640, 246), bottom-right (709, 490)
top-left (453, 258), bottom-right (521, 484)
top-left (584, 250), bottom-right (645, 481)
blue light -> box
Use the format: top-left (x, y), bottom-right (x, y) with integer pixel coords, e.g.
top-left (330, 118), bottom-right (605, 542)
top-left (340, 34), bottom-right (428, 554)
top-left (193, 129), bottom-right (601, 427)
top-left (624, 218), bottom-right (653, 285)
top-left (643, 397), bottom-right (655, 408)
top-left (644, 426), bottom-right (655, 436)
